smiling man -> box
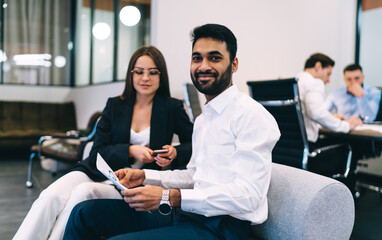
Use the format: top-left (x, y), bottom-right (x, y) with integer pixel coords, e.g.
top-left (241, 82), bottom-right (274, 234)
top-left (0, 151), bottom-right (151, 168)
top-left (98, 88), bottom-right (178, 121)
top-left (63, 24), bottom-right (280, 240)
top-left (325, 64), bottom-right (382, 123)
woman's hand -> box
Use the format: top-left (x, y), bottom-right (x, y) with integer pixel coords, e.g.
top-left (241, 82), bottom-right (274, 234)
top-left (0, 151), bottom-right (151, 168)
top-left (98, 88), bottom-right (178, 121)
top-left (129, 145), bottom-right (155, 163)
top-left (155, 145), bottom-right (177, 167)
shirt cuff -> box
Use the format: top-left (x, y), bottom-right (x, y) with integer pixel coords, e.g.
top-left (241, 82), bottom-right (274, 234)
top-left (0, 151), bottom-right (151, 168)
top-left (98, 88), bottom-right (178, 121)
top-left (143, 169), bottom-right (161, 186)
top-left (180, 189), bottom-right (205, 214)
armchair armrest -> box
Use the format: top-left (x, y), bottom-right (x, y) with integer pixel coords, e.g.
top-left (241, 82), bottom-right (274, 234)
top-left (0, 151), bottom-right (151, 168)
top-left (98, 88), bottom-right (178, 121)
top-left (251, 163), bottom-right (355, 240)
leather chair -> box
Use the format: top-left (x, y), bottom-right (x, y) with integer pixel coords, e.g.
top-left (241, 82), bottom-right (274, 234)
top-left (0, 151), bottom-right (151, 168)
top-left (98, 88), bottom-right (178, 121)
top-left (184, 83), bottom-right (202, 122)
top-left (247, 79), bottom-right (353, 184)
top-left (26, 112), bottom-right (102, 188)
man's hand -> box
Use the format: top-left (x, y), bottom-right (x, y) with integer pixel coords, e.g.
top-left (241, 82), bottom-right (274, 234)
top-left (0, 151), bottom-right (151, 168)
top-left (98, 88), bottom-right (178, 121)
top-left (346, 116), bottom-right (363, 130)
top-left (347, 84), bottom-right (364, 98)
top-left (121, 186), bottom-right (182, 212)
top-left (333, 113), bottom-right (344, 120)
top-left (121, 185), bottom-right (163, 211)
top-left (115, 169), bottom-right (145, 189)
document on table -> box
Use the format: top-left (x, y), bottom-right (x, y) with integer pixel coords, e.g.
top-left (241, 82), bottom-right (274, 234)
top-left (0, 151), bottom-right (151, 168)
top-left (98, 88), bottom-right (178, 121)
top-left (96, 153), bottom-right (127, 190)
top-left (354, 124), bottom-right (382, 134)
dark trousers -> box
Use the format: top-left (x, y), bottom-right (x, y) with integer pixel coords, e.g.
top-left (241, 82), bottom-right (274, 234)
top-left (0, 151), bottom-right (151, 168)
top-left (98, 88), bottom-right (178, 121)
top-left (63, 199), bottom-right (251, 240)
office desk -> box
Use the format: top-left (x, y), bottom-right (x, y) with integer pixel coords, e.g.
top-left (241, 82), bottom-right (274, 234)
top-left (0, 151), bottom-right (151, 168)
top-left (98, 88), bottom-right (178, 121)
top-left (319, 124), bottom-right (382, 142)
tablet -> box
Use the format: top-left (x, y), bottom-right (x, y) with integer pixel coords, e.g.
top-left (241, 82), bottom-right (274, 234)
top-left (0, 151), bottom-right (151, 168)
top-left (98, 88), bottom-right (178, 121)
top-left (96, 153), bottom-right (127, 190)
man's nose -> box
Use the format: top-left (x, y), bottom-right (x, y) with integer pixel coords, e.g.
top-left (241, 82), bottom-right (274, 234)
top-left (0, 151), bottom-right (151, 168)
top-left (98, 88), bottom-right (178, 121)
top-left (198, 58), bottom-right (212, 72)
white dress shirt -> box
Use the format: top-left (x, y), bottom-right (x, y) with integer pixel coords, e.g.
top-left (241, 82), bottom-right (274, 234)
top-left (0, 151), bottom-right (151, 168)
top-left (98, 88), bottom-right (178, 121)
top-left (296, 71), bottom-right (349, 142)
top-left (144, 85), bottom-right (280, 224)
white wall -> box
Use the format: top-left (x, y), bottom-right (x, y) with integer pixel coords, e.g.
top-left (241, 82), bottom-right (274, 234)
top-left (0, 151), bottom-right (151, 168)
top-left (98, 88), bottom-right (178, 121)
top-left (68, 82), bottom-right (125, 127)
top-left (151, 0), bottom-right (357, 100)
top-left (0, 0), bottom-right (358, 127)
top-left (0, 85), bottom-right (71, 102)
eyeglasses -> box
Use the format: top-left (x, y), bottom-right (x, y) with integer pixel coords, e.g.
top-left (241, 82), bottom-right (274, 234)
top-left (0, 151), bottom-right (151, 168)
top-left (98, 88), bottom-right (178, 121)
top-left (131, 68), bottom-right (161, 77)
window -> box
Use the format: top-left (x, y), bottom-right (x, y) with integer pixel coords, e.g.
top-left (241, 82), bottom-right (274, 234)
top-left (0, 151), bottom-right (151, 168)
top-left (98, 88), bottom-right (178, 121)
top-left (0, 0), bottom-right (150, 86)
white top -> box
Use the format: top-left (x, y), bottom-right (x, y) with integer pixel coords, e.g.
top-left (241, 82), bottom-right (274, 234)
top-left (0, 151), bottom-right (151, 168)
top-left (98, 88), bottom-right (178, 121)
top-left (144, 85), bottom-right (280, 224)
top-left (296, 71), bottom-right (350, 142)
top-left (130, 127), bottom-right (150, 169)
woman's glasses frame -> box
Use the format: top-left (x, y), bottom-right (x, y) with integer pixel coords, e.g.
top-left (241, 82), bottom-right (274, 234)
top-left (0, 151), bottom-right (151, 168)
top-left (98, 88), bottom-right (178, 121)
top-left (131, 68), bottom-right (161, 77)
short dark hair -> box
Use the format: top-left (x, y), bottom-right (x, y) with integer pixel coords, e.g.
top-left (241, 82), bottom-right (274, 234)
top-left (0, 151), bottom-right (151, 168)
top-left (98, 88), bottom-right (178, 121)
top-left (121, 46), bottom-right (170, 100)
top-left (191, 24), bottom-right (237, 62)
top-left (304, 53), bottom-right (335, 69)
top-left (343, 64), bottom-right (362, 74)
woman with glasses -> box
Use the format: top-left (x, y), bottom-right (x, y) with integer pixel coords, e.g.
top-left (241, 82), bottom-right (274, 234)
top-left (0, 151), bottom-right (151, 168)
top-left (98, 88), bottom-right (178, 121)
top-left (13, 46), bottom-right (193, 240)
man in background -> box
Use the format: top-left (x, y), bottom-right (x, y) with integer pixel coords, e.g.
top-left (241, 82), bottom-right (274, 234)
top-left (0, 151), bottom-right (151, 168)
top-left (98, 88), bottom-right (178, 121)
top-left (325, 64), bottom-right (381, 123)
top-left (296, 53), bottom-right (362, 148)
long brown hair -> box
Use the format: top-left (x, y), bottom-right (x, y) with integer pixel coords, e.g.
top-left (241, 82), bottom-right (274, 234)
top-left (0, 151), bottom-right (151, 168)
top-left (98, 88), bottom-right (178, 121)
top-left (121, 46), bottom-right (171, 100)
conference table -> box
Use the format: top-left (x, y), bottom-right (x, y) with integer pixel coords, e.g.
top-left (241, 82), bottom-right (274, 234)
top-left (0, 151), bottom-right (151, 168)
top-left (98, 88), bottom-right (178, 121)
top-left (319, 123), bottom-right (382, 142)
top-left (320, 123), bottom-right (382, 190)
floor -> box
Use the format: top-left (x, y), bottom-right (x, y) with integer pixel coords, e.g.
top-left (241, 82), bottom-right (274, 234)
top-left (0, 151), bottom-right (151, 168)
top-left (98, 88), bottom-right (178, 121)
top-left (1, 157), bottom-right (382, 240)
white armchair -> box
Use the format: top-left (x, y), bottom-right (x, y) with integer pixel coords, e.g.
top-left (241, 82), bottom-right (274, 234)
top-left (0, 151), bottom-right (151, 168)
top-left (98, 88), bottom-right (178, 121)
top-left (251, 163), bottom-right (355, 240)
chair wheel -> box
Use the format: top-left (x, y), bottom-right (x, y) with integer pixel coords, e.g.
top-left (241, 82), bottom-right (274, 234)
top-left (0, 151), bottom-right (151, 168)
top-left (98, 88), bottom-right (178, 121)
top-left (354, 191), bottom-right (361, 199)
top-left (26, 181), bottom-right (33, 188)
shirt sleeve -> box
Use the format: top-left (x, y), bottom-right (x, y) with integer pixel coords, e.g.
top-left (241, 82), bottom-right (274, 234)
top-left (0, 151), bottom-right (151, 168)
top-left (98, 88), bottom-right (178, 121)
top-left (181, 109), bottom-right (280, 217)
top-left (357, 87), bottom-right (381, 122)
top-left (324, 92), bottom-right (336, 113)
top-left (304, 82), bottom-right (349, 133)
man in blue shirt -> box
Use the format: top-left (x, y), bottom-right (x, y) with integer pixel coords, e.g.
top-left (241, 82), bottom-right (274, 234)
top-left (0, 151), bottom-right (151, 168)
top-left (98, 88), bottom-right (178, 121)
top-left (325, 64), bottom-right (381, 123)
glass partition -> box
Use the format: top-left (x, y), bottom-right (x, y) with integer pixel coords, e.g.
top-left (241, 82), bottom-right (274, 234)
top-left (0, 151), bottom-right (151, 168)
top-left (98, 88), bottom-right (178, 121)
top-left (2, 0), bottom-right (73, 85)
top-left (0, 0), bottom-right (151, 86)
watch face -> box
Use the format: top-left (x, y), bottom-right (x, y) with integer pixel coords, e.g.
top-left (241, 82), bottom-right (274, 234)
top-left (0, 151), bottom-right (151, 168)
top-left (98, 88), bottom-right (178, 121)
top-left (159, 203), bottom-right (171, 215)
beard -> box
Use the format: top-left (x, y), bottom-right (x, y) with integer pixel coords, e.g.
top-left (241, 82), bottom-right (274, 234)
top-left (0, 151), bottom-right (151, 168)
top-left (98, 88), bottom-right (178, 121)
top-left (190, 64), bottom-right (232, 96)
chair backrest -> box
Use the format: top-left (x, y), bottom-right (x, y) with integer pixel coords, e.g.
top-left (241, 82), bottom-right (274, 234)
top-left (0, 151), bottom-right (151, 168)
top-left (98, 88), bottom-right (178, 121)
top-left (247, 78), bottom-right (309, 169)
top-left (375, 91), bottom-right (382, 121)
top-left (184, 83), bottom-right (202, 122)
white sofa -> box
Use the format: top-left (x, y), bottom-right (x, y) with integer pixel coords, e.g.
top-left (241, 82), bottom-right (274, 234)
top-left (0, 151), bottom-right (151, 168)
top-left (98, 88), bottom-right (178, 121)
top-left (251, 163), bottom-right (355, 240)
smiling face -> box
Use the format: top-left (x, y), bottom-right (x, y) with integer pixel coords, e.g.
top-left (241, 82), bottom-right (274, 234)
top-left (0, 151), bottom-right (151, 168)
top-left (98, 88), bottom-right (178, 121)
top-left (190, 38), bottom-right (238, 101)
top-left (132, 55), bottom-right (160, 99)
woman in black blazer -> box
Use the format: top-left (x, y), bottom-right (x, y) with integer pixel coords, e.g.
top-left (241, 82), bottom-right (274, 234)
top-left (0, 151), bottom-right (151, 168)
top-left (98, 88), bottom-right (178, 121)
top-left (14, 46), bottom-right (193, 240)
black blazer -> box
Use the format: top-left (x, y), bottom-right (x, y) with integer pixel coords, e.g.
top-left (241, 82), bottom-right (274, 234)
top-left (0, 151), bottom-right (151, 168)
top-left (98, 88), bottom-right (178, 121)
top-left (73, 94), bottom-right (193, 181)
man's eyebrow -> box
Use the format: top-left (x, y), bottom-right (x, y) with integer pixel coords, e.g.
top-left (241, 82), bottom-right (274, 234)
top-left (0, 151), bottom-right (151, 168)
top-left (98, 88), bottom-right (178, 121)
top-left (192, 51), bottom-right (223, 56)
top-left (208, 51), bottom-right (223, 56)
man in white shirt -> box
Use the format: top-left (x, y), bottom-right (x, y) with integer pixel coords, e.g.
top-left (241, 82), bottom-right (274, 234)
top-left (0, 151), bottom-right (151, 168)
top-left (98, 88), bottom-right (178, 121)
top-left (296, 53), bottom-right (362, 146)
top-left (63, 24), bottom-right (280, 240)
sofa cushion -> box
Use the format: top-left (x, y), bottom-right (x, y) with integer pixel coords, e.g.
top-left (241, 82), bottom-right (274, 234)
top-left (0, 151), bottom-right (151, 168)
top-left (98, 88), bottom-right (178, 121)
top-left (22, 102), bottom-right (41, 130)
top-left (0, 101), bottom-right (77, 153)
top-left (2, 102), bottom-right (23, 131)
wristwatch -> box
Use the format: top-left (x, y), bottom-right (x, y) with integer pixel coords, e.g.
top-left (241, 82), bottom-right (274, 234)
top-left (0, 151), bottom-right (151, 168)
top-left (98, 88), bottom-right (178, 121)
top-left (158, 189), bottom-right (172, 215)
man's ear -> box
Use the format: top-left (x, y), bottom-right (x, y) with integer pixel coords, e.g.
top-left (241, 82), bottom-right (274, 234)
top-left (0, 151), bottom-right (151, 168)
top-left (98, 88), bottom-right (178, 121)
top-left (314, 61), bottom-right (322, 71)
top-left (232, 57), bottom-right (238, 73)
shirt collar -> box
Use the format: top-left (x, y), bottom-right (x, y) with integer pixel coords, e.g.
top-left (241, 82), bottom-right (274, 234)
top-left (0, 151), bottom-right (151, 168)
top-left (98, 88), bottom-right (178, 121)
top-left (204, 85), bottom-right (239, 114)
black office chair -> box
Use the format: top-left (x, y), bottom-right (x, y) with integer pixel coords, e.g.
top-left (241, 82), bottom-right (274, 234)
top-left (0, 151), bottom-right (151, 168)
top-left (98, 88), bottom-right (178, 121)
top-left (375, 91), bottom-right (382, 122)
top-left (26, 111), bottom-right (102, 188)
top-left (247, 79), bottom-right (353, 183)
top-left (184, 83), bottom-right (202, 122)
